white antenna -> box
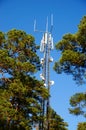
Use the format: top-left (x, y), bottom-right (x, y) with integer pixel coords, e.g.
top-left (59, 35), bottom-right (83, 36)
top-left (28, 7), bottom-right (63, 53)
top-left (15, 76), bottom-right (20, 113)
top-left (51, 14), bottom-right (53, 26)
top-left (34, 14), bottom-right (53, 33)
top-left (46, 17), bottom-right (48, 32)
top-left (34, 19), bottom-right (36, 32)
top-left (50, 14), bottom-right (53, 33)
top-left (34, 19), bottom-right (44, 32)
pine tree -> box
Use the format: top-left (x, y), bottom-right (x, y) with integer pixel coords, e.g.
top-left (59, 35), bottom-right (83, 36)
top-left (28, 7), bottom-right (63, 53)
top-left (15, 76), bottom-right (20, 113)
top-left (69, 93), bottom-right (86, 117)
top-left (77, 122), bottom-right (86, 130)
top-left (49, 108), bottom-right (68, 130)
top-left (0, 29), bottom-right (48, 130)
top-left (54, 16), bottom-right (86, 85)
top-left (54, 16), bottom-right (86, 118)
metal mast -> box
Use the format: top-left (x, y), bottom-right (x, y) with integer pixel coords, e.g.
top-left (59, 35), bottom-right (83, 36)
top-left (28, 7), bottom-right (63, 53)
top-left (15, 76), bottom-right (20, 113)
top-left (34, 15), bottom-right (54, 130)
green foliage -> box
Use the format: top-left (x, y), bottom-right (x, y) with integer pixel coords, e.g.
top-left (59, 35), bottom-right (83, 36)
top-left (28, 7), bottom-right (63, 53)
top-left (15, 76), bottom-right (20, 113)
top-left (54, 16), bottom-right (86, 85)
top-left (0, 31), bottom-right (5, 44)
top-left (77, 122), bottom-right (86, 130)
top-left (49, 108), bottom-right (68, 130)
top-left (0, 29), bottom-right (68, 130)
top-left (69, 93), bottom-right (86, 117)
top-left (54, 16), bottom-right (86, 120)
top-left (0, 29), bottom-right (48, 130)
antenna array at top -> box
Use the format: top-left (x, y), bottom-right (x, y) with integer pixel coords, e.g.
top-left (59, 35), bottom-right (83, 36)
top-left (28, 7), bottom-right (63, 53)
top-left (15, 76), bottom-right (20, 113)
top-left (34, 14), bottom-right (53, 33)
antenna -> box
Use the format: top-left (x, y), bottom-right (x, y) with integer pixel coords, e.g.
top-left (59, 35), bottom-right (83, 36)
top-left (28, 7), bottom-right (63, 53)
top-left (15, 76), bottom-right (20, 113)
top-left (34, 19), bottom-right (44, 33)
top-left (51, 14), bottom-right (53, 26)
top-left (50, 14), bottom-right (53, 33)
top-left (46, 17), bottom-right (48, 32)
top-left (34, 14), bottom-right (53, 33)
top-left (34, 19), bottom-right (36, 32)
top-left (34, 15), bottom-right (54, 130)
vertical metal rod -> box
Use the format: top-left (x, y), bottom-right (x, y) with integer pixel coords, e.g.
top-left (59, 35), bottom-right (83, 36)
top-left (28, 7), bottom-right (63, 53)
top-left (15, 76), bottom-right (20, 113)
top-left (47, 33), bottom-right (50, 130)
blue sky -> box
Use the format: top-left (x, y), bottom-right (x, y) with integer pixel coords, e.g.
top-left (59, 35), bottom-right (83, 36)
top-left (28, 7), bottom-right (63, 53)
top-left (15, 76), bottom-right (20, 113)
top-left (0, 0), bottom-right (86, 130)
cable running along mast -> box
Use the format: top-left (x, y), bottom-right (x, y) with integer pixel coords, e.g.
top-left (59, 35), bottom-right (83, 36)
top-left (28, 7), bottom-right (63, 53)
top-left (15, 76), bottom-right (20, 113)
top-left (34, 15), bottom-right (54, 130)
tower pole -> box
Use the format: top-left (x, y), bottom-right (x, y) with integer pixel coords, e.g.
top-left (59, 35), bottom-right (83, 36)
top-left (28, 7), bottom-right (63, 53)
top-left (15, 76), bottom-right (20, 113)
top-left (34, 15), bottom-right (54, 130)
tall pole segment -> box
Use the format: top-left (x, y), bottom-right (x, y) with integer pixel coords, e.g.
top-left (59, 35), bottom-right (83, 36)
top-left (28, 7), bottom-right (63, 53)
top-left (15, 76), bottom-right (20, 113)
top-left (34, 15), bottom-right (54, 130)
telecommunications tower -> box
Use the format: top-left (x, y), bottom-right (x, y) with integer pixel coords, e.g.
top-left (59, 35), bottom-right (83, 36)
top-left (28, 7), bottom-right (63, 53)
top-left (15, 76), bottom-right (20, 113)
top-left (34, 15), bottom-right (54, 130)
